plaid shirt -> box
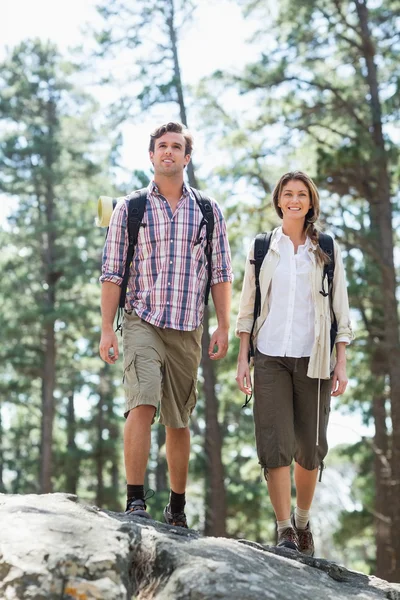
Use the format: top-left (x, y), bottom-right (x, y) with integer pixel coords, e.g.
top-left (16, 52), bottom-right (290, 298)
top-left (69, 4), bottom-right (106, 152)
top-left (100, 181), bottom-right (233, 331)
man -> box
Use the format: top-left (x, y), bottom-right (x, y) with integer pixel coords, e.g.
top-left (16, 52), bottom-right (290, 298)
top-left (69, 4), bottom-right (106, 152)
top-left (99, 122), bottom-right (232, 527)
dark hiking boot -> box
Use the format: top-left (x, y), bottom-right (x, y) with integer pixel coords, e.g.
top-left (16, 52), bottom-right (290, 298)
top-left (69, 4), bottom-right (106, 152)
top-left (125, 497), bottom-right (151, 519)
top-left (277, 526), bottom-right (299, 551)
top-left (163, 504), bottom-right (188, 528)
top-left (291, 514), bottom-right (315, 556)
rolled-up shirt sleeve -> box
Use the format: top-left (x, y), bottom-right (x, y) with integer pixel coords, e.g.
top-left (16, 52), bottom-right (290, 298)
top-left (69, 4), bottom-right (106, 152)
top-left (100, 199), bottom-right (128, 286)
top-left (210, 201), bottom-right (233, 286)
top-left (332, 241), bottom-right (354, 345)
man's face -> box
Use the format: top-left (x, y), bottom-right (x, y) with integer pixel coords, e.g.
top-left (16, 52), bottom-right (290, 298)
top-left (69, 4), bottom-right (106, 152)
top-left (149, 132), bottom-right (191, 177)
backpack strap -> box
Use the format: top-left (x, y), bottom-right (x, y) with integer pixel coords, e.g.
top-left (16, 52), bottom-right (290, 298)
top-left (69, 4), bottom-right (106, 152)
top-left (318, 232), bottom-right (337, 353)
top-left (118, 188), bottom-right (148, 317)
top-left (190, 187), bottom-right (215, 306)
top-left (249, 232), bottom-right (272, 361)
top-left (241, 231), bottom-right (272, 408)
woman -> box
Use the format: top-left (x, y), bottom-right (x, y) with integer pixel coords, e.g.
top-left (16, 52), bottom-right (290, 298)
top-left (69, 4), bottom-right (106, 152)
top-left (235, 171), bottom-right (353, 556)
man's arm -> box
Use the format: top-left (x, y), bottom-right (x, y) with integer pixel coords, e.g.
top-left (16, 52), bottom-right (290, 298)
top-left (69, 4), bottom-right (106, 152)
top-left (208, 281), bottom-right (231, 360)
top-left (99, 281), bottom-right (121, 364)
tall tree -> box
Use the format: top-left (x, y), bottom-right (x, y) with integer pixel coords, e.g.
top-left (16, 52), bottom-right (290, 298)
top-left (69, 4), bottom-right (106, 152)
top-left (0, 39), bottom-right (118, 496)
top-left (95, 0), bottom-right (227, 534)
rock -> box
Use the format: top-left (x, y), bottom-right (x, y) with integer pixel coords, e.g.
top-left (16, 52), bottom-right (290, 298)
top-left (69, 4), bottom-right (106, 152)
top-left (0, 493), bottom-right (399, 599)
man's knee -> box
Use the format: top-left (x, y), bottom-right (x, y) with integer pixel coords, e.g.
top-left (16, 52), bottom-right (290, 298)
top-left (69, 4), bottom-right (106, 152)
top-left (127, 404), bottom-right (156, 425)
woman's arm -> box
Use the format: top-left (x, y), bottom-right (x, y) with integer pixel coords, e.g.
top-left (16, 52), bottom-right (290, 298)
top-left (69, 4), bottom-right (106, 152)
top-left (332, 341), bottom-right (348, 396)
top-left (236, 332), bottom-right (252, 395)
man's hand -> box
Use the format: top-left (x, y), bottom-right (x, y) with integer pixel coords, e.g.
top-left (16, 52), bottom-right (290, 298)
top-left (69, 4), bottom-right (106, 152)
top-left (331, 360), bottom-right (348, 396)
top-left (235, 358), bottom-right (252, 395)
top-left (208, 327), bottom-right (229, 360)
top-left (99, 328), bottom-right (119, 364)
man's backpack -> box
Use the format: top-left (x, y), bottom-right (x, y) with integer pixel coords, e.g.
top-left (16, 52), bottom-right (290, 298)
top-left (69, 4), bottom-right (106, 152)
top-left (114, 187), bottom-right (215, 314)
top-left (248, 231), bottom-right (338, 360)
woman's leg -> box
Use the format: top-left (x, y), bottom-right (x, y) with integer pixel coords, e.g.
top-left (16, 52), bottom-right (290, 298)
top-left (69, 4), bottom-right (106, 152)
top-left (267, 465), bottom-right (292, 521)
top-left (253, 354), bottom-right (298, 548)
top-left (294, 463), bottom-right (318, 510)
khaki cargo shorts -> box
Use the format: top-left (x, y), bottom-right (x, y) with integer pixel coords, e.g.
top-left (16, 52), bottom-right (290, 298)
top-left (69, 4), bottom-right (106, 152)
top-left (253, 352), bottom-right (332, 474)
top-left (122, 311), bottom-right (203, 428)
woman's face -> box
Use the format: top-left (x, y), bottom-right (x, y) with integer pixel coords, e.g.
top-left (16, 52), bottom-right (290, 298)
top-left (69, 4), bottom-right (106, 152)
top-left (278, 179), bottom-right (311, 223)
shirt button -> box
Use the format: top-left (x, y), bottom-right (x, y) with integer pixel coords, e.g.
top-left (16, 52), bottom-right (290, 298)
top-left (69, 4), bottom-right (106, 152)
top-left (170, 239), bottom-right (173, 243)
top-left (167, 301), bottom-right (170, 305)
top-left (168, 282), bottom-right (171, 286)
top-left (170, 261), bottom-right (173, 264)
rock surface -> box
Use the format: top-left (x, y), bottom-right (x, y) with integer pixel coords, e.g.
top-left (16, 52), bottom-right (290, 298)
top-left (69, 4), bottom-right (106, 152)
top-left (0, 493), bottom-right (399, 599)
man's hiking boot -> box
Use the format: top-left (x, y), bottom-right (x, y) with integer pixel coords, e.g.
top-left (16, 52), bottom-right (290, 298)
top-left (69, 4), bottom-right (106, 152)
top-left (163, 504), bottom-right (188, 528)
top-left (125, 498), bottom-right (151, 519)
top-left (277, 526), bottom-right (299, 551)
top-left (291, 514), bottom-right (315, 556)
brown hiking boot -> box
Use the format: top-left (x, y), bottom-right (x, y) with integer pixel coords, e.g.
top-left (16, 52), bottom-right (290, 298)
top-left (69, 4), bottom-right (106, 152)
top-left (163, 504), bottom-right (188, 528)
top-left (277, 526), bottom-right (299, 551)
top-left (291, 514), bottom-right (315, 556)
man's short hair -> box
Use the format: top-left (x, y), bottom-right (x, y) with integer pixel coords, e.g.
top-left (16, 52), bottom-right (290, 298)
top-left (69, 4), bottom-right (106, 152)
top-left (149, 122), bottom-right (193, 156)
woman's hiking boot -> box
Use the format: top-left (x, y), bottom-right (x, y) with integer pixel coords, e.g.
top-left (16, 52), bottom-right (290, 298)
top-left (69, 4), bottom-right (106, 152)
top-left (291, 514), bottom-right (315, 556)
top-left (277, 526), bottom-right (299, 551)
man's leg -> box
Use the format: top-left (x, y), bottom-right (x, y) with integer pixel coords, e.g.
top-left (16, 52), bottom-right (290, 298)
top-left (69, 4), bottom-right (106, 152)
top-left (163, 426), bottom-right (190, 526)
top-left (165, 425), bottom-right (190, 493)
top-left (159, 325), bottom-right (202, 527)
top-left (124, 405), bottom-right (157, 484)
top-left (124, 405), bottom-right (156, 517)
top-left (122, 311), bottom-right (164, 516)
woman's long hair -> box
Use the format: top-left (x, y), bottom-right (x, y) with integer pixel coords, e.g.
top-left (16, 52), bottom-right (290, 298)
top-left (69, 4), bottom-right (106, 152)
top-left (272, 171), bottom-right (329, 264)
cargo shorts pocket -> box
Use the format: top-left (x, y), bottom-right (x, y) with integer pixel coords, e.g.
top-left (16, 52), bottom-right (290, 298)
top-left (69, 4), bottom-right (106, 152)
top-left (123, 353), bottom-right (139, 402)
top-left (183, 379), bottom-right (197, 421)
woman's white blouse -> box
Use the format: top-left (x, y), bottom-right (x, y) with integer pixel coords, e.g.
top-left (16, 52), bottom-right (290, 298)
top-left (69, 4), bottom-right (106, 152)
top-left (257, 228), bottom-right (315, 358)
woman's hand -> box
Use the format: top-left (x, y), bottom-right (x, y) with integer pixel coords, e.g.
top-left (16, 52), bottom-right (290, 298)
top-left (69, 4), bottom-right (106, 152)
top-left (331, 360), bottom-right (348, 396)
top-left (236, 358), bottom-right (252, 396)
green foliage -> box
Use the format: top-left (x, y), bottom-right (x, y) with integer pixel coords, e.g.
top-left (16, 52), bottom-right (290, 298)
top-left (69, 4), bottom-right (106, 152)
top-left (0, 39), bottom-right (123, 505)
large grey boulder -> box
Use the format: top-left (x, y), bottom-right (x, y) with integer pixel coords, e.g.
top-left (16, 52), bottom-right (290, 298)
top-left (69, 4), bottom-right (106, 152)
top-left (0, 493), bottom-right (399, 599)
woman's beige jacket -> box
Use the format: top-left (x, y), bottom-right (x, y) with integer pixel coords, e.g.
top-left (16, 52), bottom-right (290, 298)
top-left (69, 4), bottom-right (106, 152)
top-left (235, 229), bottom-right (354, 380)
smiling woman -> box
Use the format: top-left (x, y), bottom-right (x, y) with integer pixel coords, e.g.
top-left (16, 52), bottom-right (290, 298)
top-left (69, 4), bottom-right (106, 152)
top-left (235, 170), bottom-right (353, 557)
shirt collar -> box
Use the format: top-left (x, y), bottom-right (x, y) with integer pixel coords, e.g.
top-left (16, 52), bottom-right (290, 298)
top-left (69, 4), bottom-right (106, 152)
top-left (275, 226), bottom-right (312, 250)
top-left (149, 180), bottom-right (190, 200)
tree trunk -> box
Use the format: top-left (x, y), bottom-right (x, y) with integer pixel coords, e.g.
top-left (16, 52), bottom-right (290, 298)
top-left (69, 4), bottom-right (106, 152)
top-left (167, 0), bottom-right (227, 535)
top-left (107, 394), bottom-right (121, 511)
top-left (0, 407), bottom-right (5, 493)
top-left (96, 366), bottom-right (109, 507)
top-left (355, 0), bottom-right (400, 581)
top-left (155, 425), bottom-right (168, 494)
top-left (201, 308), bottom-right (227, 537)
top-left (40, 97), bottom-right (58, 493)
top-left (372, 389), bottom-right (392, 579)
top-left (65, 392), bottom-right (79, 495)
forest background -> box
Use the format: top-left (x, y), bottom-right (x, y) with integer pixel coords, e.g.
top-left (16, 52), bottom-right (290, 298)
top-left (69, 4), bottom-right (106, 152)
top-left (1, 0), bottom-right (399, 583)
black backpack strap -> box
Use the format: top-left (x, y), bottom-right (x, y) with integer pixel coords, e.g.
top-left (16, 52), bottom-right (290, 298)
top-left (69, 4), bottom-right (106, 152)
top-left (249, 232), bottom-right (272, 360)
top-left (318, 232), bottom-right (337, 353)
top-left (190, 187), bottom-right (215, 306)
top-left (116, 188), bottom-right (148, 329)
top-left (241, 231), bottom-right (272, 408)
